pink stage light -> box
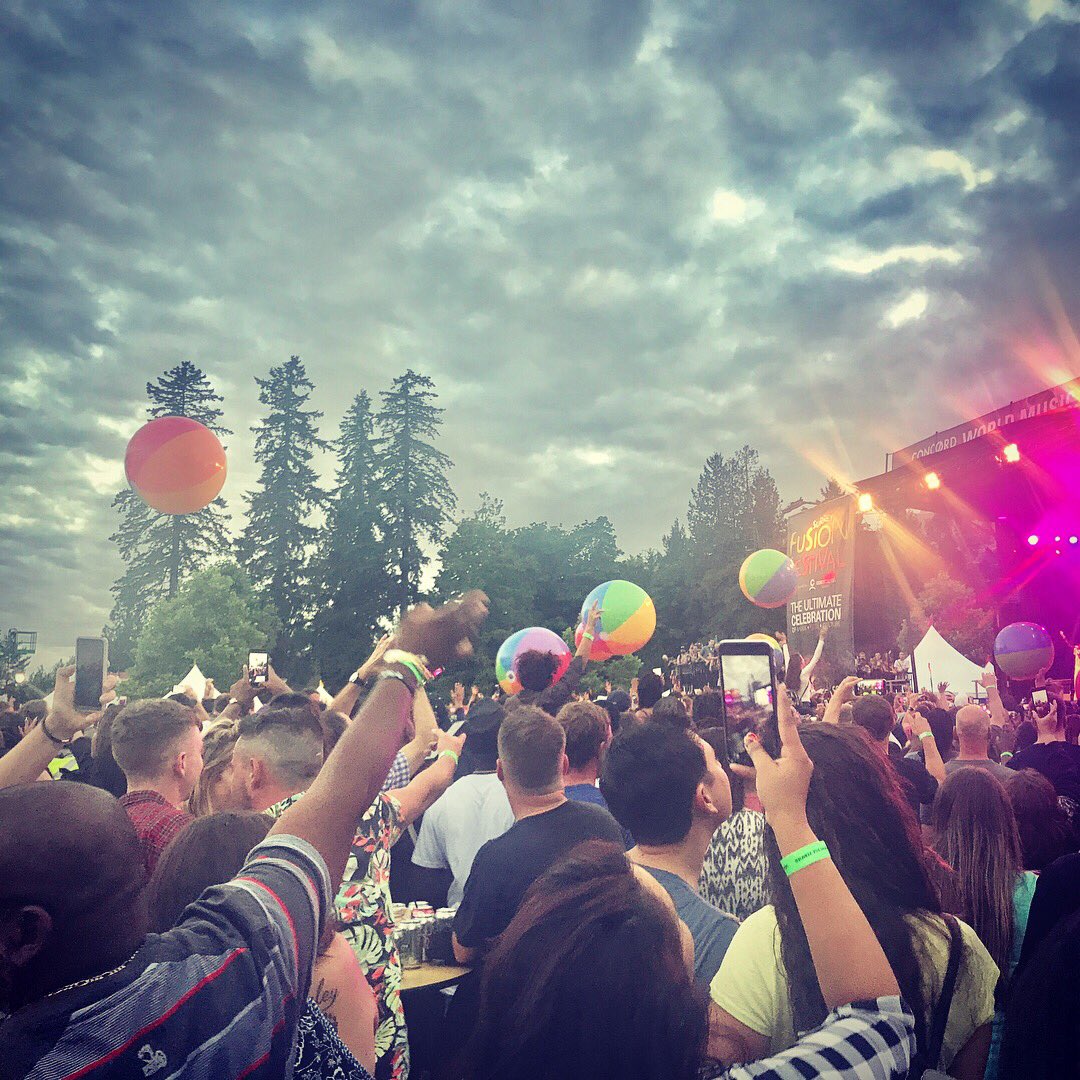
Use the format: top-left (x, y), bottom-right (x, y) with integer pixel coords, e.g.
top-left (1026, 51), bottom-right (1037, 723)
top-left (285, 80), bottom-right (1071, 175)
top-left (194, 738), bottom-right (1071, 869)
top-left (1003, 443), bottom-right (1021, 463)
top-left (1027, 534), bottom-right (1039, 546)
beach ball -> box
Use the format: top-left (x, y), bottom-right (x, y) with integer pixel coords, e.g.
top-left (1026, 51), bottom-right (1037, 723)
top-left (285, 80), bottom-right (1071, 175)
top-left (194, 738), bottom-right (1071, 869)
top-left (495, 627), bottom-right (572, 696)
top-left (739, 549), bottom-right (798, 609)
top-left (746, 632), bottom-right (785, 673)
top-left (578, 580), bottom-right (656, 657)
top-left (125, 416), bottom-right (227, 515)
top-left (994, 622), bottom-right (1054, 681)
top-left (574, 621), bottom-right (614, 662)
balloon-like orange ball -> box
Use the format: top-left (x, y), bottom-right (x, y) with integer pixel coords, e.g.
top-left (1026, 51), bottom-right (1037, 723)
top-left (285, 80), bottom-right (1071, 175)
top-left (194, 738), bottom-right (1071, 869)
top-left (125, 416), bottom-right (227, 515)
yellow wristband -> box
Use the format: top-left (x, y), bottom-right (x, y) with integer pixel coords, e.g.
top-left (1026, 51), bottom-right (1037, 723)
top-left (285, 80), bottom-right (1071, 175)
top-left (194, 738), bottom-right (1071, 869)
top-left (917, 730), bottom-right (934, 742)
top-left (438, 749), bottom-right (460, 766)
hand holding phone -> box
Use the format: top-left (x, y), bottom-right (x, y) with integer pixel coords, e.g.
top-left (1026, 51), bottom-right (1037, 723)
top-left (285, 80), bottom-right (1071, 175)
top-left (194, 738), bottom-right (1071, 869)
top-left (74, 637), bottom-right (108, 712)
top-left (717, 639), bottom-right (779, 765)
top-left (248, 652), bottom-right (269, 687)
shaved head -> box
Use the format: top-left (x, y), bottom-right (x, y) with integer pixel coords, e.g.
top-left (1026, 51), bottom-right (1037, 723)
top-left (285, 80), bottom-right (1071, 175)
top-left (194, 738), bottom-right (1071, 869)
top-left (955, 704), bottom-right (991, 743)
top-left (0, 783), bottom-right (148, 1009)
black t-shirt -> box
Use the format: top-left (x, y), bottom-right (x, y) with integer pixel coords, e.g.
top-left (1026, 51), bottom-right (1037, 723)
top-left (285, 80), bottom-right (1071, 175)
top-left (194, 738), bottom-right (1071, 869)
top-left (454, 798), bottom-right (625, 949)
top-left (1009, 742), bottom-right (1080, 802)
top-left (889, 744), bottom-right (938, 819)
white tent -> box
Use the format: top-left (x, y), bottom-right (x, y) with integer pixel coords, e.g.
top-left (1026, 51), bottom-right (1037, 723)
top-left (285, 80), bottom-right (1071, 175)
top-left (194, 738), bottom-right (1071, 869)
top-left (170, 663), bottom-right (209, 701)
top-left (906, 625), bottom-right (989, 697)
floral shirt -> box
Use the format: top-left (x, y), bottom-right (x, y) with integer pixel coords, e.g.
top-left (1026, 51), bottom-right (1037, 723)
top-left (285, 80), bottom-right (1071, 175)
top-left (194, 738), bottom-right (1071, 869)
top-left (268, 791), bottom-right (408, 1080)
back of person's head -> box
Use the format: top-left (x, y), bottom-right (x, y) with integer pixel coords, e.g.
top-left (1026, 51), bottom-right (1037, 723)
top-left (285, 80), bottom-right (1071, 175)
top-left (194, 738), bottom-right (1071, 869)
top-left (18, 699), bottom-right (47, 725)
top-left (955, 704), bottom-right (991, 745)
top-left (188, 720), bottom-right (240, 817)
top-left (233, 707), bottom-right (324, 809)
top-left (515, 650), bottom-right (561, 693)
top-left (213, 693), bottom-right (232, 715)
top-left (165, 692), bottom-right (198, 709)
top-left (497, 705), bottom-right (566, 795)
top-left (838, 701), bottom-right (854, 724)
top-left (468, 841), bottom-right (706, 1080)
top-left (1013, 720), bottom-right (1037, 752)
top-left (930, 768), bottom-right (1022, 975)
top-left (147, 811), bottom-right (271, 932)
top-left (851, 694), bottom-right (894, 742)
top-left (769, 724), bottom-right (939, 1041)
top-left (111, 699), bottom-right (201, 786)
top-left (601, 722), bottom-right (705, 844)
top-left (556, 700), bottom-right (610, 771)
top-left (0, 783), bottom-right (147, 1009)
top-left (317, 709), bottom-right (347, 757)
top-left (649, 695), bottom-right (691, 731)
top-left (691, 690), bottom-right (722, 729)
top-left (922, 706), bottom-right (954, 760)
top-left (1005, 768), bottom-right (1074, 872)
top-left (697, 726), bottom-right (743, 812)
top-left (636, 671), bottom-right (664, 709)
top-left (602, 690), bottom-right (631, 736)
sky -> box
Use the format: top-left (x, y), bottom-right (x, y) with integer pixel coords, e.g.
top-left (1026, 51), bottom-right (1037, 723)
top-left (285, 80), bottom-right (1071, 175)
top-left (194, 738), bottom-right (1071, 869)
top-left (2, 0), bottom-right (1078, 667)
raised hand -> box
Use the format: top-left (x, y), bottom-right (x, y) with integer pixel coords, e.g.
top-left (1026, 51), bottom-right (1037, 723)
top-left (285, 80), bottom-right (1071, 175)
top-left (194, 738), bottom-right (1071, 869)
top-left (49, 666), bottom-right (105, 741)
top-left (450, 682), bottom-right (466, 711)
top-left (394, 591), bottom-right (490, 670)
top-left (743, 688), bottom-right (813, 830)
top-left (833, 675), bottom-right (859, 704)
top-left (356, 633), bottom-right (394, 681)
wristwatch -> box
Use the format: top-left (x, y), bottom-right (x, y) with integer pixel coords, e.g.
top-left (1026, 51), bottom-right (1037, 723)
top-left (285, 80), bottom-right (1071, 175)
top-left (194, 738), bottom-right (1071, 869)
top-left (349, 670), bottom-right (368, 687)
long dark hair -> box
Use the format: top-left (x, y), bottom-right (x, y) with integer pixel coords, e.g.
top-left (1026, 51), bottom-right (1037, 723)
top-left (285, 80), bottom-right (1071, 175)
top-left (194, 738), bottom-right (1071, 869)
top-left (468, 841), bottom-right (707, 1080)
top-left (1005, 768), bottom-right (1073, 872)
top-left (930, 769), bottom-right (1022, 977)
top-left (766, 725), bottom-right (942, 1052)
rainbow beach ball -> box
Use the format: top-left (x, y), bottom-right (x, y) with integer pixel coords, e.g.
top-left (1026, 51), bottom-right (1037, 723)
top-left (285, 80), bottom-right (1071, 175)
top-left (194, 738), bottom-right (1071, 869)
top-left (495, 627), bottom-right (572, 696)
top-left (746, 632), bottom-right (785, 672)
top-left (739, 549), bottom-right (798, 609)
top-left (125, 416), bottom-right (227, 515)
top-left (578, 580), bottom-right (656, 657)
top-left (994, 622), bottom-right (1054, 681)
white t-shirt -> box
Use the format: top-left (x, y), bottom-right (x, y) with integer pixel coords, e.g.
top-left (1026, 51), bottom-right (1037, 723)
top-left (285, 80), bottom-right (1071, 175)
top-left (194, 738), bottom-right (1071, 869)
top-left (411, 773), bottom-right (516, 906)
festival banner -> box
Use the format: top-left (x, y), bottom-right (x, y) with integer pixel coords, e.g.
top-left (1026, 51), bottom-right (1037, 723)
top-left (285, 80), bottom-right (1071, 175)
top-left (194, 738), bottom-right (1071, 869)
top-left (786, 495), bottom-right (856, 679)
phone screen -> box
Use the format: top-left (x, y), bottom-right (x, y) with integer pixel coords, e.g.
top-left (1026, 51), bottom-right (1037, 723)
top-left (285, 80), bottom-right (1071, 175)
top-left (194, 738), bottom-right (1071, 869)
top-left (718, 643), bottom-right (779, 763)
top-left (248, 652), bottom-right (269, 686)
top-left (1031, 688), bottom-right (1049, 707)
top-left (857, 679), bottom-right (886, 696)
top-left (74, 637), bottom-right (107, 710)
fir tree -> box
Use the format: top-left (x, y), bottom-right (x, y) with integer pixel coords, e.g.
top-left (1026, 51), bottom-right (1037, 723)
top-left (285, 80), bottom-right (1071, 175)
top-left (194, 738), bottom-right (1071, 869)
top-left (237, 356), bottom-right (329, 674)
top-left (313, 392), bottom-right (393, 688)
top-left (376, 370), bottom-right (457, 613)
top-left (105, 362), bottom-right (232, 669)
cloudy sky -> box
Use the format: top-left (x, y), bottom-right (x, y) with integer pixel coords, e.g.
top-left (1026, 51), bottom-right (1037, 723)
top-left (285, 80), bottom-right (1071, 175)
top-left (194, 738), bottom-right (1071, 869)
top-left (2, 0), bottom-right (1078, 665)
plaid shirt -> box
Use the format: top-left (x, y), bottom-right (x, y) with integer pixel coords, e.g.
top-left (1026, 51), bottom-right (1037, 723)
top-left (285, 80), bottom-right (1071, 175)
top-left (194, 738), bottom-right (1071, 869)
top-left (381, 750), bottom-right (410, 793)
top-left (119, 789), bottom-right (193, 875)
top-left (709, 997), bottom-right (914, 1080)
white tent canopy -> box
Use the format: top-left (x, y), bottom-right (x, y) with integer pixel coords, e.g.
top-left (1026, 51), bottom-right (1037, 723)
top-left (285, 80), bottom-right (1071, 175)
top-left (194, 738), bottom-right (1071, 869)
top-left (905, 625), bottom-right (989, 698)
top-left (170, 663), bottom-right (209, 701)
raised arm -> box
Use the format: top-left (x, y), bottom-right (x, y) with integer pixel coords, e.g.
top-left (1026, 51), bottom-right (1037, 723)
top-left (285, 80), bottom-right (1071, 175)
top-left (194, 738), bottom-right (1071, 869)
top-left (907, 707), bottom-right (946, 785)
top-left (802, 629), bottom-right (826, 681)
top-left (270, 593), bottom-right (488, 889)
top-left (391, 727), bottom-right (466, 827)
top-left (574, 602), bottom-right (601, 663)
top-left (822, 676), bottom-right (858, 725)
top-left (980, 671), bottom-right (1009, 730)
top-left (329, 634), bottom-right (393, 717)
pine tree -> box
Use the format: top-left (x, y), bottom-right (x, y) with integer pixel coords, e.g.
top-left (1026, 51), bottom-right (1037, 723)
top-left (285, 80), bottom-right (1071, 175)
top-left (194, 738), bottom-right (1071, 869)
top-left (376, 370), bottom-right (457, 613)
top-left (313, 392), bottom-right (394, 688)
top-left (237, 356), bottom-right (329, 675)
top-left (105, 362), bottom-right (232, 669)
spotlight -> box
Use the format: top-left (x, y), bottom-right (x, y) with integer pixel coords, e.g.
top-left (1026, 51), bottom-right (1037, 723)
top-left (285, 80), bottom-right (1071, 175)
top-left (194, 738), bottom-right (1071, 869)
top-left (1056, 536), bottom-right (1062, 543)
top-left (857, 492), bottom-right (874, 513)
top-left (1071, 537), bottom-right (1078, 545)
top-left (924, 471), bottom-right (941, 491)
top-left (1027, 535), bottom-right (1039, 546)
top-left (1003, 443), bottom-right (1021, 463)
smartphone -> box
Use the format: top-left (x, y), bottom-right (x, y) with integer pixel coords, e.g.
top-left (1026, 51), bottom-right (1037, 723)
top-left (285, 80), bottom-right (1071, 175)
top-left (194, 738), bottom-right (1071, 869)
top-left (1031, 688), bottom-right (1049, 714)
top-left (856, 679), bottom-right (886, 696)
top-left (74, 637), bottom-right (108, 711)
top-left (248, 652), bottom-right (269, 687)
top-left (717, 639), bottom-right (779, 765)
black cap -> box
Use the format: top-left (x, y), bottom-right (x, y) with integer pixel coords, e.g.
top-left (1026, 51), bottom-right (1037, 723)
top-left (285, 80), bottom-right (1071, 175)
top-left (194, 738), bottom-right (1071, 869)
top-left (460, 699), bottom-right (505, 770)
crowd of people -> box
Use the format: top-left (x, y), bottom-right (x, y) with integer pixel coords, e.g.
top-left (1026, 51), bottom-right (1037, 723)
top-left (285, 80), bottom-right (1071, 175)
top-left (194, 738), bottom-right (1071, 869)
top-left (1, 591), bottom-right (1080, 1080)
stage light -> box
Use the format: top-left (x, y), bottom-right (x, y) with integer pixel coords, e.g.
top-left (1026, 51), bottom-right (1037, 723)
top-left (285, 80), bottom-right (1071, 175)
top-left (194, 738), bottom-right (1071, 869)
top-left (857, 492), bottom-right (874, 513)
top-left (1056, 536), bottom-right (1062, 543)
top-left (1027, 535), bottom-right (1039, 546)
top-left (924, 471), bottom-right (941, 491)
top-left (1003, 443), bottom-right (1021, 463)
top-left (1071, 537), bottom-right (1078, 545)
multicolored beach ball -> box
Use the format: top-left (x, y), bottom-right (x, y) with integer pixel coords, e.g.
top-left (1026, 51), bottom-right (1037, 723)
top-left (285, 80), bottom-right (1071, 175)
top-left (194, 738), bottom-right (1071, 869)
top-left (994, 622), bottom-right (1054, 681)
top-left (739, 549), bottom-right (798, 609)
top-left (576, 580), bottom-right (656, 659)
top-left (125, 416), bottom-right (227, 515)
top-left (495, 627), bottom-right (572, 696)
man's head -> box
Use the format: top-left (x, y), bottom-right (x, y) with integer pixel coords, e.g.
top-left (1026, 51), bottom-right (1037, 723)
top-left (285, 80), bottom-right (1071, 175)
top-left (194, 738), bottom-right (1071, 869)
top-left (600, 721), bottom-right (731, 846)
top-left (461, 699), bottom-right (505, 772)
top-left (515, 650), bottom-right (561, 693)
top-left (0, 783), bottom-right (148, 1011)
top-left (111, 699), bottom-right (204, 802)
top-left (636, 672), bottom-right (664, 710)
top-left (231, 707), bottom-right (325, 811)
top-left (497, 705), bottom-right (567, 798)
top-left (650, 695), bottom-right (691, 731)
top-left (556, 700), bottom-right (611, 775)
top-left (955, 704), bottom-right (991, 751)
top-left (851, 695), bottom-right (894, 744)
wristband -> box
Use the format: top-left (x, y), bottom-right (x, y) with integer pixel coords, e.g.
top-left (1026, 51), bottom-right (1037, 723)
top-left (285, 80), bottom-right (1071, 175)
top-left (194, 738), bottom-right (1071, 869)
top-left (582, 632), bottom-right (594, 642)
top-left (438, 749), bottom-right (460, 766)
top-left (374, 669), bottom-right (418, 697)
top-left (40, 717), bottom-right (70, 748)
top-left (917, 730), bottom-right (934, 742)
top-left (780, 840), bottom-right (830, 877)
top-left (1000, 751), bottom-right (1013, 761)
top-left (383, 650), bottom-right (430, 687)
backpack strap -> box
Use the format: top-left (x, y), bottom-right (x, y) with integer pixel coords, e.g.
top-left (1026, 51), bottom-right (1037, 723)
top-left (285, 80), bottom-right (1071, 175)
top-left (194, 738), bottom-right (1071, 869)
top-left (925, 914), bottom-right (963, 1071)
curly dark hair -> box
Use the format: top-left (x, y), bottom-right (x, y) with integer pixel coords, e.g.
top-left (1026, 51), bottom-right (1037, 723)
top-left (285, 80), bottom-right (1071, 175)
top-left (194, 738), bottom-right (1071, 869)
top-left (515, 650), bottom-right (561, 692)
top-left (766, 724), bottom-right (943, 1056)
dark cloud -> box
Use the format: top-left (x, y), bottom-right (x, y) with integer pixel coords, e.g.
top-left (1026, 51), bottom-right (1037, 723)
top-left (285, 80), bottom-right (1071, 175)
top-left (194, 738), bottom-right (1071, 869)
top-left (1, 0), bottom-right (1077, 664)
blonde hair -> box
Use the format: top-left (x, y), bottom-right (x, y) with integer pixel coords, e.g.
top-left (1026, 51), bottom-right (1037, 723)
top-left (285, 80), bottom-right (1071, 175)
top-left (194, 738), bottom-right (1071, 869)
top-left (188, 719), bottom-right (239, 817)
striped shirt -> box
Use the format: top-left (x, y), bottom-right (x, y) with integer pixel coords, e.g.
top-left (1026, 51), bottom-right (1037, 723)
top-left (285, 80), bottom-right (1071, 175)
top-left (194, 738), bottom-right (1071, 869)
top-left (0, 835), bottom-right (331, 1080)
